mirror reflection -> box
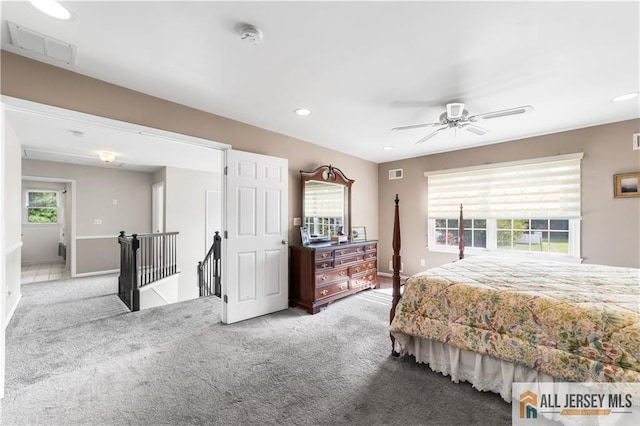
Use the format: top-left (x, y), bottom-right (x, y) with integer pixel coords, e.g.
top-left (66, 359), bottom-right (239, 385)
top-left (301, 165), bottom-right (353, 243)
top-left (304, 181), bottom-right (347, 237)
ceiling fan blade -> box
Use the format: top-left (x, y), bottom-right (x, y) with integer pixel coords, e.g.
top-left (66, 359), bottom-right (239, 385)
top-left (391, 122), bottom-right (442, 131)
top-left (463, 123), bottom-right (489, 136)
top-left (468, 105), bottom-right (533, 121)
top-left (415, 127), bottom-right (447, 145)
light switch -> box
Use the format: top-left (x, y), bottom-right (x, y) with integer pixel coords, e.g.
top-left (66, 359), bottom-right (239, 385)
top-left (94, 219), bottom-right (102, 225)
top-left (293, 217), bottom-right (301, 226)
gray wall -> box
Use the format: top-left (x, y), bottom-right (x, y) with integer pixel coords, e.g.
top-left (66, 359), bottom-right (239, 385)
top-left (164, 166), bottom-right (223, 301)
top-left (22, 159), bottom-right (153, 275)
top-left (378, 119), bottom-right (640, 276)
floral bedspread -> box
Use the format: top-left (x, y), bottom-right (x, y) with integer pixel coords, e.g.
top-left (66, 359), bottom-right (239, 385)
top-left (390, 256), bottom-right (640, 382)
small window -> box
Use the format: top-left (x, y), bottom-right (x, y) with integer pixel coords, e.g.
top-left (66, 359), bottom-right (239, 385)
top-left (435, 219), bottom-right (488, 249)
top-left (25, 190), bottom-right (59, 224)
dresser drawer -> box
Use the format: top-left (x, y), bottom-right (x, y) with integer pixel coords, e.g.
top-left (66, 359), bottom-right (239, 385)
top-left (315, 267), bottom-right (349, 285)
top-left (316, 281), bottom-right (349, 300)
top-left (334, 254), bottom-right (365, 267)
top-left (364, 243), bottom-right (377, 252)
top-left (350, 270), bottom-right (377, 289)
top-left (334, 245), bottom-right (366, 257)
top-left (348, 260), bottom-right (376, 276)
top-left (315, 259), bottom-right (333, 270)
top-left (315, 250), bottom-right (333, 261)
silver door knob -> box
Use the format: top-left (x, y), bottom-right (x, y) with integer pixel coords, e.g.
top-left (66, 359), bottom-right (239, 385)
top-left (282, 240), bottom-right (288, 245)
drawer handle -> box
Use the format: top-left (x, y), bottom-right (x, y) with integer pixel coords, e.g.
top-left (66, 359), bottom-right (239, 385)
top-left (339, 283), bottom-right (347, 290)
top-left (321, 253), bottom-right (329, 258)
top-left (321, 275), bottom-right (328, 281)
top-left (321, 262), bottom-right (329, 268)
top-left (339, 250), bottom-right (344, 255)
top-left (357, 248), bottom-right (363, 252)
top-left (355, 267), bottom-right (361, 273)
top-left (321, 289), bottom-right (328, 296)
top-left (339, 271), bottom-right (346, 276)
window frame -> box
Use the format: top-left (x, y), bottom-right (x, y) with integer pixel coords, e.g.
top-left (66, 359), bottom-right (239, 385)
top-left (23, 189), bottom-right (62, 225)
top-left (428, 217), bottom-right (581, 261)
top-left (425, 153), bottom-right (583, 262)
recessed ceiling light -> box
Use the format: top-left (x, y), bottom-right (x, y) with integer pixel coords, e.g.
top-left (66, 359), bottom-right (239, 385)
top-left (612, 92), bottom-right (639, 102)
top-left (294, 108), bottom-right (311, 116)
top-left (29, 0), bottom-right (72, 20)
top-left (383, 146), bottom-right (394, 150)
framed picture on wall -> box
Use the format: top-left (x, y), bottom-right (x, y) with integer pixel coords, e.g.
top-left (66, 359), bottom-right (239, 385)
top-left (614, 172), bottom-right (640, 198)
top-left (352, 226), bottom-right (366, 242)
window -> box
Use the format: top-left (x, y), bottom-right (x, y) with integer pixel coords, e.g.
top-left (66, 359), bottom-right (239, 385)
top-left (497, 219), bottom-right (569, 254)
top-left (24, 190), bottom-right (60, 224)
top-left (435, 219), bottom-right (487, 249)
top-left (427, 154), bottom-right (582, 259)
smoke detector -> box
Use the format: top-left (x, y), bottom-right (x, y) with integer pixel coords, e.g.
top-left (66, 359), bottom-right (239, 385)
top-left (240, 24), bottom-right (263, 46)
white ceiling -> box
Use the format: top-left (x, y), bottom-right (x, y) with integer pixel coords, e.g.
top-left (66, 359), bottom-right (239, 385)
top-left (4, 98), bottom-right (226, 173)
top-left (1, 1), bottom-right (639, 164)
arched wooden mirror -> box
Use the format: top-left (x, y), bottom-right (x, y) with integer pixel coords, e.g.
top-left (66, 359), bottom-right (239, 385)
top-left (300, 165), bottom-right (353, 243)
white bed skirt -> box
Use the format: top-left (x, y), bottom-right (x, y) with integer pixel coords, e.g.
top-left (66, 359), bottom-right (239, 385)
top-left (393, 332), bottom-right (556, 403)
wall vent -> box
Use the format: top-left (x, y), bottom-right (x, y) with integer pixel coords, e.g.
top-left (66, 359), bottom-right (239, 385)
top-left (8, 22), bottom-right (77, 65)
top-left (633, 133), bottom-right (640, 150)
top-left (388, 168), bottom-right (403, 180)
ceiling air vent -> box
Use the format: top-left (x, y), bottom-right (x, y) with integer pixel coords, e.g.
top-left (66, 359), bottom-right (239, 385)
top-left (8, 22), bottom-right (77, 65)
top-left (388, 169), bottom-right (403, 180)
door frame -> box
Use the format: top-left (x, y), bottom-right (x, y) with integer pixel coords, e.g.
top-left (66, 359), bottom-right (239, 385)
top-left (152, 181), bottom-right (165, 233)
top-left (21, 176), bottom-right (77, 277)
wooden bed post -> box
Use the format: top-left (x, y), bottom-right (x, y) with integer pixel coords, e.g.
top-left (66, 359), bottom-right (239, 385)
top-left (458, 204), bottom-right (465, 260)
top-left (390, 194), bottom-right (402, 356)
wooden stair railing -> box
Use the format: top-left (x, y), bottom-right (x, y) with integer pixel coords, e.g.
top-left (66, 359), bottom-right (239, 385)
top-left (198, 231), bottom-right (222, 298)
top-left (118, 231), bottom-right (179, 311)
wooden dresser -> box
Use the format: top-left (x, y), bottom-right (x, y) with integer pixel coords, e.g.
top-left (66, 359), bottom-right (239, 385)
top-left (289, 241), bottom-right (378, 314)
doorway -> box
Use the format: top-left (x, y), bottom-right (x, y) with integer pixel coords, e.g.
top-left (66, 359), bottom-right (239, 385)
top-left (20, 176), bottom-right (76, 284)
top-left (152, 182), bottom-right (165, 234)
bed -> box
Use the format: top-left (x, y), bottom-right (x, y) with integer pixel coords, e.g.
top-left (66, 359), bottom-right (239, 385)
top-left (388, 196), bottom-right (640, 403)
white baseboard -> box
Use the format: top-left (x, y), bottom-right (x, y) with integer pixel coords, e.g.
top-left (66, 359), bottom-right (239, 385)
top-left (74, 269), bottom-right (119, 278)
top-left (378, 271), bottom-right (410, 280)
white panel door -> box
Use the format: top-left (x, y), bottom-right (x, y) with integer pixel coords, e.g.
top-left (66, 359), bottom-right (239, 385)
top-left (223, 150), bottom-right (288, 324)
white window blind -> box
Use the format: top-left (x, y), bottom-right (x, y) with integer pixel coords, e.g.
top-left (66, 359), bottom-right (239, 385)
top-left (304, 181), bottom-right (345, 217)
top-left (427, 154), bottom-right (582, 219)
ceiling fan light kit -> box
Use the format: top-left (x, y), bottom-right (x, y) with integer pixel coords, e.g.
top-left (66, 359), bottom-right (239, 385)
top-left (446, 103), bottom-right (466, 119)
top-left (239, 24), bottom-right (263, 46)
top-left (392, 103), bottom-right (533, 145)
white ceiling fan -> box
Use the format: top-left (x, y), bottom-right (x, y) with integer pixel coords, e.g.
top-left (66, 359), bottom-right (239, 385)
top-left (392, 103), bottom-right (533, 144)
